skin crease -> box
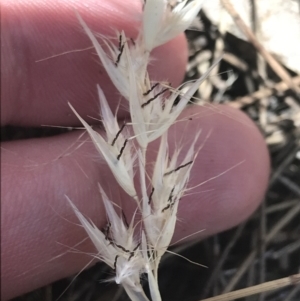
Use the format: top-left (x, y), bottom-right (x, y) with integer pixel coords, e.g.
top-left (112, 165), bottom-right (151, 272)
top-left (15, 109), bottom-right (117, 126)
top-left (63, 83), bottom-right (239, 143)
top-left (1, 0), bottom-right (270, 300)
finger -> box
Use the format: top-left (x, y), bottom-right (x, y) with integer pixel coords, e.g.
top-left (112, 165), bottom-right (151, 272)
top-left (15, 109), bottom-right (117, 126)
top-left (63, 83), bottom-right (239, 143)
top-left (1, 106), bottom-right (269, 300)
top-left (1, 0), bottom-right (187, 126)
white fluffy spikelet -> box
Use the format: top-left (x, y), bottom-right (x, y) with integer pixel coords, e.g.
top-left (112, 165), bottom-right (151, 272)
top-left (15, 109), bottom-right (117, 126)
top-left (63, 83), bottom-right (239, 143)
top-left (77, 13), bottom-right (149, 102)
top-left (68, 1), bottom-right (216, 300)
top-left (125, 51), bottom-right (214, 149)
top-left (139, 71), bottom-right (210, 144)
top-left (69, 100), bottom-right (137, 200)
top-left (140, 131), bottom-right (200, 260)
top-left (142, 0), bottom-right (204, 51)
top-left (66, 194), bottom-right (148, 296)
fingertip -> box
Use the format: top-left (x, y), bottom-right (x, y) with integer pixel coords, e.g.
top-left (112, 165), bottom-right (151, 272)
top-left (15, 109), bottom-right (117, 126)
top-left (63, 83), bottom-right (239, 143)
top-left (1, 105), bottom-right (270, 298)
top-left (2, 0), bottom-right (188, 126)
top-left (169, 105), bottom-right (270, 238)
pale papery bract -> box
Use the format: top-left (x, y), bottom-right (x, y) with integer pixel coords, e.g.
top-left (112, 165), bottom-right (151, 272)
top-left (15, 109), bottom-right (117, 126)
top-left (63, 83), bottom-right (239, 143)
top-left (142, 0), bottom-right (204, 51)
top-left (98, 185), bottom-right (139, 252)
top-left (77, 13), bottom-right (149, 102)
top-left (140, 72), bottom-right (209, 143)
top-left (69, 102), bottom-right (137, 200)
top-left (126, 50), bottom-right (215, 149)
top-left (140, 132), bottom-right (200, 259)
top-left (66, 195), bottom-right (148, 295)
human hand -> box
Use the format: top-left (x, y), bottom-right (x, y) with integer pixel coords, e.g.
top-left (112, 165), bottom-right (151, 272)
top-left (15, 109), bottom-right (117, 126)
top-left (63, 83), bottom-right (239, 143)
top-left (1, 0), bottom-right (270, 299)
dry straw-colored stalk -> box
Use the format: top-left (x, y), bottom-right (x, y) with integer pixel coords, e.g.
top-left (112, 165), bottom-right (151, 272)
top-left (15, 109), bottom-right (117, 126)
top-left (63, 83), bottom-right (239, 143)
top-left (200, 273), bottom-right (300, 301)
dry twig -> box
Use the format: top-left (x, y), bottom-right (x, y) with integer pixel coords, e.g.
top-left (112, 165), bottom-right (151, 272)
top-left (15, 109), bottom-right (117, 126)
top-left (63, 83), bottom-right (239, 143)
top-left (228, 76), bottom-right (300, 109)
top-left (220, 0), bottom-right (300, 94)
top-left (223, 202), bottom-right (300, 293)
top-left (200, 274), bottom-right (300, 301)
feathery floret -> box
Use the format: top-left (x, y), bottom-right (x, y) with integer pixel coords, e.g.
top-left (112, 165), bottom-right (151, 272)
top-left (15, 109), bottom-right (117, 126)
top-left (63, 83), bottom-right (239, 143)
top-left (66, 190), bottom-right (147, 293)
top-left (69, 91), bottom-right (137, 200)
top-left (140, 131), bottom-right (200, 260)
top-left (142, 0), bottom-right (204, 51)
